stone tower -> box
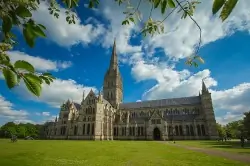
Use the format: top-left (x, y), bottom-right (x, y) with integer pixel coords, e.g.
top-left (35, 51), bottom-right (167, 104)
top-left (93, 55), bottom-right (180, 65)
top-left (103, 39), bottom-right (123, 108)
top-left (200, 80), bottom-right (219, 140)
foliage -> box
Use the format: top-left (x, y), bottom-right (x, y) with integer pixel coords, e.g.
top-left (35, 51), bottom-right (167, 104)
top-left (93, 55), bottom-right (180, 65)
top-left (0, 121), bottom-right (43, 138)
top-left (225, 120), bottom-right (244, 138)
top-left (0, 0), bottom-right (239, 97)
top-left (212, 0), bottom-right (239, 21)
top-left (216, 123), bottom-right (226, 138)
top-left (243, 111), bottom-right (250, 137)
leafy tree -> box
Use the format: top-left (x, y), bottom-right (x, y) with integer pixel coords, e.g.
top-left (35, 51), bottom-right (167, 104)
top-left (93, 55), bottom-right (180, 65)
top-left (216, 123), bottom-right (226, 139)
top-left (17, 125), bottom-right (27, 138)
top-left (243, 111), bottom-right (250, 137)
top-left (225, 120), bottom-right (243, 138)
top-left (0, 0), bottom-right (239, 97)
top-left (0, 121), bottom-right (44, 138)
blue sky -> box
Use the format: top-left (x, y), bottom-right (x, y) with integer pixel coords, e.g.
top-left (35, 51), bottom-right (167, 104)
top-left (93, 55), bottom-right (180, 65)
top-left (1, 0), bottom-right (250, 125)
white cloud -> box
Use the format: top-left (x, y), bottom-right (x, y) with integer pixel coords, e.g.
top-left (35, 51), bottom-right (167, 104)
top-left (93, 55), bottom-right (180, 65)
top-left (96, 1), bottom-right (142, 56)
top-left (0, 95), bottom-right (29, 120)
top-left (7, 51), bottom-right (72, 72)
top-left (211, 83), bottom-right (250, 113)
top-left (35, 112), bottom-right (51, 117)
top-left (130, 57), bottom-right (250, 125)
top-left (0, 95), bottom-right (56, 125)
top-left (143, 0), bottom-right (250, 59)
top-left (32, 1), bottom-right (105, 47)
top-left (216, 112), bottom-right (244, 125)
top-left (14, 78), bottom-right (97, 108)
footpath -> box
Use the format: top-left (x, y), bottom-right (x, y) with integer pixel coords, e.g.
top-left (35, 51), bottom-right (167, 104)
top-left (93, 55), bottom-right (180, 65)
top-left (164, 142), bottom-right (250, 164)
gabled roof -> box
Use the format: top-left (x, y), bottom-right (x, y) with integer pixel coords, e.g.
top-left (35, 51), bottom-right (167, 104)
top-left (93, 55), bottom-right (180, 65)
top-left (119, 96), bottom-right (201, 109)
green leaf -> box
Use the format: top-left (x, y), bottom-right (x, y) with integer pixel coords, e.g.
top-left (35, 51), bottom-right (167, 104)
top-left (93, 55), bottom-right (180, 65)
top-left (14, 60), bottom-right (35, 73)
top-left (161, 0), bottom-right (167, 14)
top-left (212, 0), bottom-right (225, 14)
top-left (23, 25), bottom-right (35, 47)
top-left (39, 75), bottom-right (51, 85)
top-left (220, 0), bottom-right (238, 22)
top-left (66, 0), bottom-right (72, 8)
top-left (38, 24), bottom-right (46, 30)
top-left (42, 72), bottom-right (56, 80)
top-left (2, 68), bottom-right (17, 89)
top-left (2, 16), bottom-right (12, 33)
top-left (42, 72), bottom-right (52, 76)
top-left (122, 20), bottom-right (127, 25)
top-left (15, 6), bottom-right (32, 18)
top-left (23, 74), bottom-right (42, 97)
top-left (154, 0), bottom-right (161, 8)
top-left (24, 73), bottom-right (43, 84)
top-left (33, 25), bottom-right (46, 37)
top-left (129, 17), bottom-right (135, 23)
top-left (194, 56), bottom-right (205, 64)
top-left (167, 0), bottom-right (175, 8)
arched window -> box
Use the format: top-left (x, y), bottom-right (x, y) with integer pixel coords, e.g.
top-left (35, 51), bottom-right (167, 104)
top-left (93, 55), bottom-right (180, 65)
top-left (129, 127), bottom-right (132, 136)
top-left (168, 126), bottom-right (172, 135)
top-left (197, 124), bottom-right (201, 136)
top-left (92, 107), bottom-right (95, 114)
top-left (186, 125), bottom-right (190, 136)
top-left (179, 125), bottom-right (183, 136)
top-left (110, 92), bottom-right (113, 99)
top-left (141, 127), bottom-right (144, 136)
top-left (92, 123), bottom-right (95, 135)
top-left (83, 124), bottom-right (85, 135)
top-left (137, 127), bottom-right (144, 136)
top-left (88, 116), bottom-right (91, 121)
top-left (87, 124), bottom-right (90, 135)
top-left (201, 124), bottom-right (206, 136)
top-left (74, 125), bottom-right (78, 135)
top-left (175, 126), bottom-right (179, 136)
top-left (190, 125), bottom-right (194, 136)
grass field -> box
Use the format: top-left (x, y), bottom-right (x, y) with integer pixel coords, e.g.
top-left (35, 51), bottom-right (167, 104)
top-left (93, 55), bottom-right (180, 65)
top-left (0, 139), bottom-right (249, 166)
top-left (177, 140), bottom-right (250, 155)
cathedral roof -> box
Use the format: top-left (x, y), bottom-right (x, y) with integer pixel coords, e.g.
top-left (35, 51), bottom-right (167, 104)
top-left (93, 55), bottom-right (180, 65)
top-left (119, 96), bottom-right (201, 109)
top-left (73, 102), bottom-right (81, 110)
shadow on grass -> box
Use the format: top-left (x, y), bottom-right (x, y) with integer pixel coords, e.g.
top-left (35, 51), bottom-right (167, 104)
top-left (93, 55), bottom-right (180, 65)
top-left (199, 140), bottom-right (250, 150)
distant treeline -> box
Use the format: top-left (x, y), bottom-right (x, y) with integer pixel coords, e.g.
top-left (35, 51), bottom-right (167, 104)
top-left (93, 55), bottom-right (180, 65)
top-left (216, 111), bottom-right (250, 139)
top-left (0, 122), bottom-right (44, 138)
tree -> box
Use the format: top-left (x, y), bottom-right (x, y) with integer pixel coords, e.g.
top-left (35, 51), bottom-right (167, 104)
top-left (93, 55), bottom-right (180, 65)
top-left (243, 111), bottom-right (250, 137)
top-left (0, 0), bottom-right (239, 97)
top-left (216, 123), bottom-right (226, 139)
top-left (0, 121), bottom-right (44, 138)
top-left (225, 120), bottom-right (243, 138)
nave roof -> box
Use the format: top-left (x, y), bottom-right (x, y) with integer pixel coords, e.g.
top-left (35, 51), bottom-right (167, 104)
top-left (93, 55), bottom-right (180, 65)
top-left (119, 96), bottom-right (201, 109)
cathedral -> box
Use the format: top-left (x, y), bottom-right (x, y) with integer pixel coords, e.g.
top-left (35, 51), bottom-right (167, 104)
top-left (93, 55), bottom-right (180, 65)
top-left (44, 40), bottom-right (219, 141)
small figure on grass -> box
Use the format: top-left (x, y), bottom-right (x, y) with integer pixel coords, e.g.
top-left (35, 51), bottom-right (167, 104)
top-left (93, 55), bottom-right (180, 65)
top-left (10, 134), bottom-right (18, 143)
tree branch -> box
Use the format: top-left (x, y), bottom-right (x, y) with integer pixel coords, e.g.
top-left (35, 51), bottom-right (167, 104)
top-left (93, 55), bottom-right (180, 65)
top-left (175, 0), bottom-right (202, 56)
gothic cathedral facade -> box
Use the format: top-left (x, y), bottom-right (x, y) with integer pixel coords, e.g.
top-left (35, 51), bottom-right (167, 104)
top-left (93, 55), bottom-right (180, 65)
top-left (44, 40), bottom-right (219, 141)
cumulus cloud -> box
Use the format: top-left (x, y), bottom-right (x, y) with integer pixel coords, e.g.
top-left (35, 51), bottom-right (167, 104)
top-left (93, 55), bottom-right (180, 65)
top-left (0, 95), bottom-right (29, 120)
top-left (7, 51), bottom-right (72, 72)
top-left (131, 59), bottom-right (250, 125)
top-left (32, 1), bottom-right (105, 47)
top-left (143, 0), bottom-right (250, 59)
top-left (14, 79), bottom-right (97, 108)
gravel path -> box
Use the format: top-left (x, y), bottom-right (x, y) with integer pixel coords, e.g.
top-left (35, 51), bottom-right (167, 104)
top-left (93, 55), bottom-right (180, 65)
top-left (164, 142), bottom-right (250, 164)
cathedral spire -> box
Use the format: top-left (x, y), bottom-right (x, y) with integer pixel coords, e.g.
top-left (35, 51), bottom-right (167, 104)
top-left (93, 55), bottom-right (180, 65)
top-left (109, 39), bottom-right (118, 70)
top-left (202, 80), bottom-right (208, 93)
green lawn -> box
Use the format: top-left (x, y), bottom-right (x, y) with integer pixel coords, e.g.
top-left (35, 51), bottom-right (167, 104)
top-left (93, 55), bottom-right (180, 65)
top-left (0, 139), bottom-right (248, 166)
top-left (176, 140), bottom-right (250, 155)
